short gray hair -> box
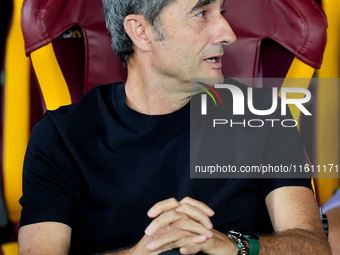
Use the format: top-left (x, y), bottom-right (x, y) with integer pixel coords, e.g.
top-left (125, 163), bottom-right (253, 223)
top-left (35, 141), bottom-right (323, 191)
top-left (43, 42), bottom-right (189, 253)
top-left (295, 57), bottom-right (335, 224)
top-left (102, 0), bottom-right (176, 65)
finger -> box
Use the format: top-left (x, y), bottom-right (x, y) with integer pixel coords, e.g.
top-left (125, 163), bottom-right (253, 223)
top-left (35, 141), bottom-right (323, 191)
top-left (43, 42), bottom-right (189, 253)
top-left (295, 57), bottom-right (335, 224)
top-left (175, 203), bottom-right (214, 230)
top-left (146, 228), bottom-right (195, 251)
top-left (147, 198), bottom-right (180, 218)
top-left (147, 231), bottom-right (207, 252)
top-left (180, 243), bottom-right (202, 255)
top-left (145, 210), bottom-right (182, 236)
top-left (180, 197), bottom-right (215, 216)
top-left (172, 218), bottom-right (213, 237)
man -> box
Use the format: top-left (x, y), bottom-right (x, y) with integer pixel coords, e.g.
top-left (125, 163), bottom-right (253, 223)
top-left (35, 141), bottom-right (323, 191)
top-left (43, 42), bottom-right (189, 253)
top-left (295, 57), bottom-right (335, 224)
top-left (18, 0), bottom-right (331, 254)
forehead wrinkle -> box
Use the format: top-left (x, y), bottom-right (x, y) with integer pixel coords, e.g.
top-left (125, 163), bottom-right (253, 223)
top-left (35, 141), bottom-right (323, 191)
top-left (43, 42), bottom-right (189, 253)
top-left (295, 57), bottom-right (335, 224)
top-left (190, 0), bottom-right (217, 13)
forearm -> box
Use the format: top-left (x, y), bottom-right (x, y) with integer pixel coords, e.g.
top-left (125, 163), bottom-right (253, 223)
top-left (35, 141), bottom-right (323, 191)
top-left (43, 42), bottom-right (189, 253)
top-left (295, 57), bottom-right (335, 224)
top-left (259, 229), bottom-right (331, 255)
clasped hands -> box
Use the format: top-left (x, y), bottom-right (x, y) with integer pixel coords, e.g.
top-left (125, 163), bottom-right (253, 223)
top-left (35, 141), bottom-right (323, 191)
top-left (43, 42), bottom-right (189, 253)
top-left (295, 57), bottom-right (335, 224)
top-left (129, 197), bottom-right (238, 255)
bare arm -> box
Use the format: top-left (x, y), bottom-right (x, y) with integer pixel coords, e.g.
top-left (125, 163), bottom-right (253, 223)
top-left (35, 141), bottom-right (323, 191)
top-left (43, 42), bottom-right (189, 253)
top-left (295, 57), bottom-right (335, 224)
top-left (260, 186), bottom-right (331, 255)
top-left (19, 189), bottom-right (331, 255)
top-left (18, 222), bottom-right (72, 255)
top-left (168, 189), bottom-right (331, 255)
top-left (17, 198), bottom-right (213, 255)
top-left (121, 189), bottom-right (332, 255)
top-left (18, 222), bottom-right (133, 255)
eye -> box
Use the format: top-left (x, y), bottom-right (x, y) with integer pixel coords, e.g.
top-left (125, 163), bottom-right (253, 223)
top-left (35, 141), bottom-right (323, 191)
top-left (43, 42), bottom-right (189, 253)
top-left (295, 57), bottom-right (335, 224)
top-left (195, 10), bottom-right (206, 18)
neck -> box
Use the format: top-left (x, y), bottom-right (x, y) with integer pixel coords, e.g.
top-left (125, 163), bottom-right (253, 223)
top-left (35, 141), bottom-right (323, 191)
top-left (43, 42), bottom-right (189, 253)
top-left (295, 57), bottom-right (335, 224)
top-left (124, 59), bottom-right (191, 115)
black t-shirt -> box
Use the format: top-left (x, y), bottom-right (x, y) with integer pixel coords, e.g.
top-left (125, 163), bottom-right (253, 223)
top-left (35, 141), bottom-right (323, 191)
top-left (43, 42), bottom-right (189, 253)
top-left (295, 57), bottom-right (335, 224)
top-left (20, 82), bottom-right (311, 255)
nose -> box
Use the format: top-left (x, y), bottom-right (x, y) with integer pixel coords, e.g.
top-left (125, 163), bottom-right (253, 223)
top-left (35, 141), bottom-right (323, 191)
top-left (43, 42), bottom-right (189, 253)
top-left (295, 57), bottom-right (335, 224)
top-left (213, 15), bottom-right (237, 46)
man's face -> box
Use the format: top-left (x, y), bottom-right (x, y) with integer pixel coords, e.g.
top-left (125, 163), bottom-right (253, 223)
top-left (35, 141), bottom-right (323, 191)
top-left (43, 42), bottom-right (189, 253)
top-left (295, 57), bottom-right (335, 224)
top-left (150, 0), bottom-right (236, 84)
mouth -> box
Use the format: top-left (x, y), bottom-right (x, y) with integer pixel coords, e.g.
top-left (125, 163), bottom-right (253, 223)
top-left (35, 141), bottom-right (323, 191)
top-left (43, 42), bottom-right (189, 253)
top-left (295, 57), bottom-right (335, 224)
top-left (204, 57), bottom-right (220, 63)
top-left (204, 55), bottom-right (223, 67)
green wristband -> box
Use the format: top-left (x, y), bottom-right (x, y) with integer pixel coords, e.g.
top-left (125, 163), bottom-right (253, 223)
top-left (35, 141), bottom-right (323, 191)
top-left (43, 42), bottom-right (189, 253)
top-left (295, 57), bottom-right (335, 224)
top-left (243, 234), bottom-right (260, 255)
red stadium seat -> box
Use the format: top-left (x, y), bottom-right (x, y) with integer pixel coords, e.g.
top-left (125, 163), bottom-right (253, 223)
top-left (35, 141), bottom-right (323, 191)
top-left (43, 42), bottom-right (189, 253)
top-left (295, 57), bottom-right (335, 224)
top-left (223, 0), bottom-right (326, 81)
top-left (0, 0), bottom-right (328, 254)
top-left (221, 0), bottom-right (327, 202)
top-left (21, 0), bottom-right (127, 110)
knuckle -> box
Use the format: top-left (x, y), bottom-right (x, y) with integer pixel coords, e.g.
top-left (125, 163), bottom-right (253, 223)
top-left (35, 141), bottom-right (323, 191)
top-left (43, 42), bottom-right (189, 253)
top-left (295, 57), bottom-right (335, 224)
top-left (168, 230), bottom-right (178, 243)
top-left (182, 196), bottom-right (191, 203)
top-left (167, 209), bottom-right (177, 218)
top-left (193, 223), bottom-right (206, 234)
top-left (182, 203), bottom-right (191, 210)
top-left (150, 220), bottom-right (159, 230)
top-left (166, 231), bottom-right (185, 248)
top-left (166, 210), bottom-right (181, 222)
top-left (176, 235), bottom-right (187, 246)
top-left (168, 197), bottom-right (178, 204)
top-left (174, 228), bottom-right (185, 238)
top-left (176, 204), bottom-right (189, 213)
top-left (175, 218), bottom-right (186, 229)
top-left (188, 243), bottom-right (200, 253)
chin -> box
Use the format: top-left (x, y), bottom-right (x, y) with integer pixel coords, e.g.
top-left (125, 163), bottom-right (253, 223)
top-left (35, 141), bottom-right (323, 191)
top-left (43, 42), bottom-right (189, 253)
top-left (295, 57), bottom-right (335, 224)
top-left (206, 71), bottom-right (224, 80)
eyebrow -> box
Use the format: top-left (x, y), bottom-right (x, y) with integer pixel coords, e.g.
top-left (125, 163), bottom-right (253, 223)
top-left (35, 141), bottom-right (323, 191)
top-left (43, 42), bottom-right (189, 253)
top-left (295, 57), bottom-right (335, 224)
top-left (190, 0), bottom-right (225, 13)
top-left (190, 0), bottom-right (216, 12)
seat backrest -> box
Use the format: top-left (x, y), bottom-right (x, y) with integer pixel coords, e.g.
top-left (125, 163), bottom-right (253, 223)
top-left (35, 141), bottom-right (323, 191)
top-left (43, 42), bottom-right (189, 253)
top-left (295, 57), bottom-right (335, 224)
top-left (21, 0), bottom-right (327, 109)
top-left (223, 0), bottom-right (326, 81)
top-left (21, 0), bottom-right (127, 110)
top-left (221, 0), bottom-right (327, 203)
top-left (223, 0), bottom-right (326, 125)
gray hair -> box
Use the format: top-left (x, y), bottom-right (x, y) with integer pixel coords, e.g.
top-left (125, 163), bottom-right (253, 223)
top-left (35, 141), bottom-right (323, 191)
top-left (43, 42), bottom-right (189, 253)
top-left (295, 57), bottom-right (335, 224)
top-left (102, 0), bottom-right (176, 65)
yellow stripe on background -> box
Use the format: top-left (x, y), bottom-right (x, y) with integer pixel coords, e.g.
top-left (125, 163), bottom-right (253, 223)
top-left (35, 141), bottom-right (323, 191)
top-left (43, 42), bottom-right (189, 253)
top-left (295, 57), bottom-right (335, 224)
top-left (30, 43), bottom-right (72, 110)
top-left (283, 57), bottom-right (315, 79)
top-left (278, 57), bottom-right (316, 195)
top-left (278, 57), bottom-right (314, 129)
top-left (1, 242), bottom-right (19, 255)
top-left (3, 0), bottom-right (30, 223)
top-left (316, 0), bottom-right (340, 205)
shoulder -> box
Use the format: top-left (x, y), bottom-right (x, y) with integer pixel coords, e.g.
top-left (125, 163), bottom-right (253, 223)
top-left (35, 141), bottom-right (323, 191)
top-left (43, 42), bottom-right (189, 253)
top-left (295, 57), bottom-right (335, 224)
top-left (46, 82), bottom-right (123, 128)
top-left (28, 83), bottom-right (123, 148)
top-left (48, 83), bottom-right (118, 117)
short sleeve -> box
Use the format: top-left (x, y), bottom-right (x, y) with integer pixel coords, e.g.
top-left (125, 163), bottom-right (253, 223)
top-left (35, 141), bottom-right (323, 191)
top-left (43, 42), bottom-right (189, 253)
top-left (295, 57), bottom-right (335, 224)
top-left (259, 100), bottom-right (312, 198)
top-left (19, 114), bottom-right (76, 228)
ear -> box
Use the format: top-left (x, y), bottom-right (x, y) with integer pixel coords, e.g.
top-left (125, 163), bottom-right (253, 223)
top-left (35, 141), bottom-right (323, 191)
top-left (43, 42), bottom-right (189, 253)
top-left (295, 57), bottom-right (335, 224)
top-left (124, 14), bottom-right (152, 52)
